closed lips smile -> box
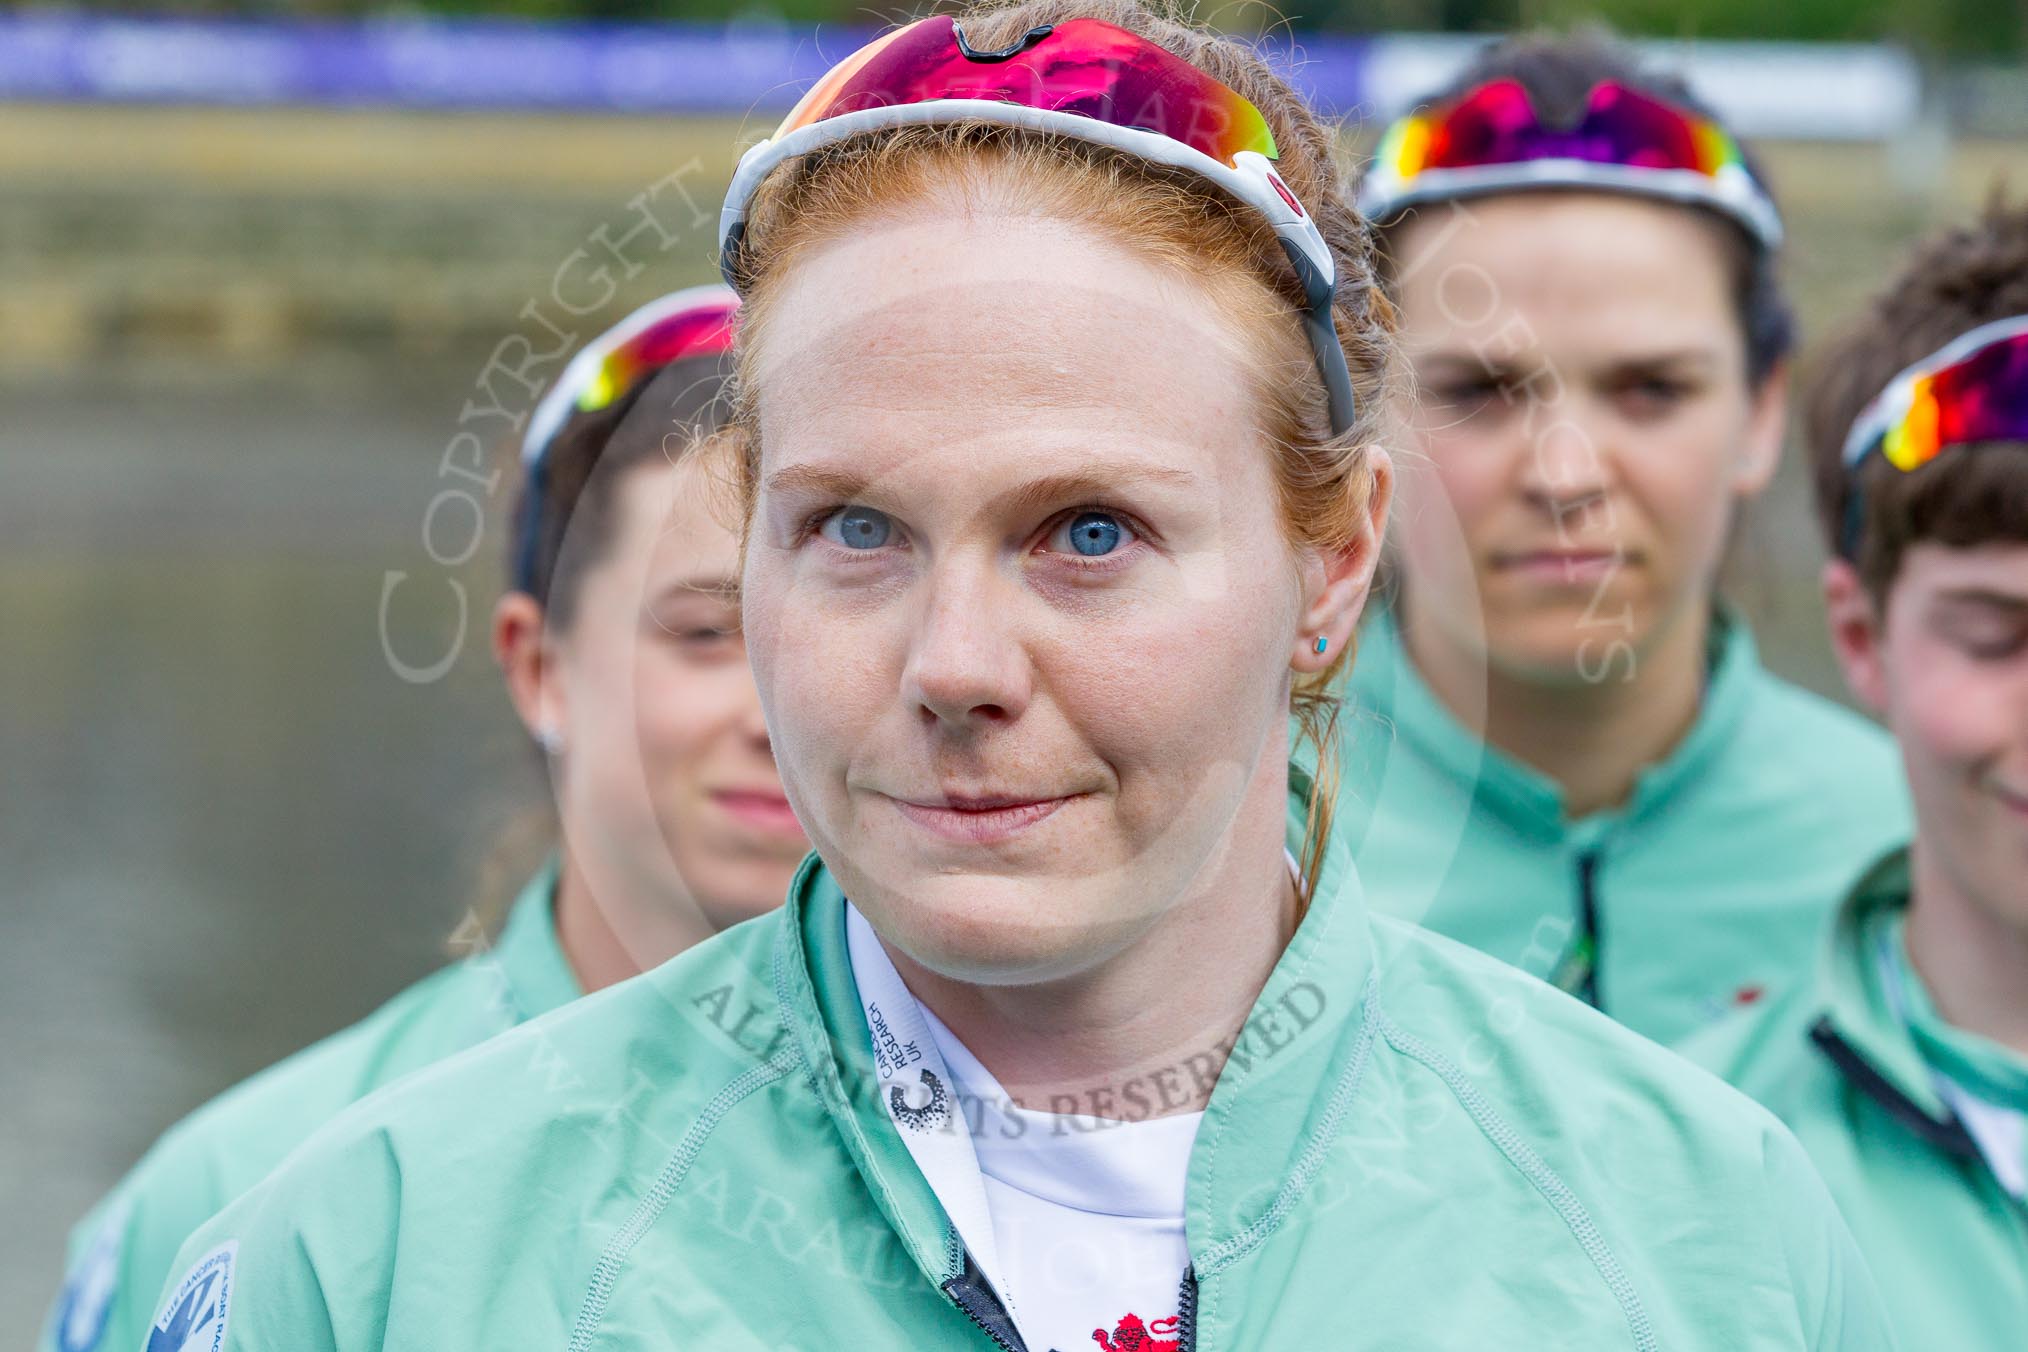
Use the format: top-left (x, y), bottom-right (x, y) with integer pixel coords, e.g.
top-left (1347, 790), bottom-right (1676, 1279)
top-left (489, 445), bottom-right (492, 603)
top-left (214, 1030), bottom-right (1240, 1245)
top-left (1496, 549), bottom-right (1621, 568)
top-left (886, 793), bottom-right (1079, 844)
top-left (712, 789), bottom-right (803, 835)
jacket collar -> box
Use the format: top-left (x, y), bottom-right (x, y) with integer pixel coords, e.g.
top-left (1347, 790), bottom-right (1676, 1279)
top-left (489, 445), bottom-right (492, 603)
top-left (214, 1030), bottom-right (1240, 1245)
top-left (490, 856), bottom-right (583, 1022)
top-left (774, 851), bottom-right (959, 1289)
top-left (1809, 848), bottom-right (1979, 1152)
top-left (772, 762), bottom-right (1376, 1287)
top-left (1350, 604), bottom-right (1757, 839)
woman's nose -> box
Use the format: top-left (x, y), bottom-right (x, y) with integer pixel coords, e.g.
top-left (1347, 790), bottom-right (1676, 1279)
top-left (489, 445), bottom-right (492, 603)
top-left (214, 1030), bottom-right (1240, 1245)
top-left (739, 683), bottom-right (774, 750)
top-left (1516, 406), bottom-right (1616, 522)
top-left (900, 558), bottom-right (1033, 731)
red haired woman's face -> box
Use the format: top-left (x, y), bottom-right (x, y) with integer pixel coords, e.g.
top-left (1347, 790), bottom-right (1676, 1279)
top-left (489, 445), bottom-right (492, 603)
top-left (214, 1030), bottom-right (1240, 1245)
top-left (739, 203), bottom-right (1346, 985)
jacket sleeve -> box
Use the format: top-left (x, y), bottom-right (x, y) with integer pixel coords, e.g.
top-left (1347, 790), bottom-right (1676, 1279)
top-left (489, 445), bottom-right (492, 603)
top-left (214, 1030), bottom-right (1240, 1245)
top-left (39, 1125), bottom-right (244, 1352)
top-left (141, 1127), bottom-right (405, 1352)
top-left (39, 1191), bottom-right (133, 1352)
top-left (1761, 1121), bottom-right (1902, 1351)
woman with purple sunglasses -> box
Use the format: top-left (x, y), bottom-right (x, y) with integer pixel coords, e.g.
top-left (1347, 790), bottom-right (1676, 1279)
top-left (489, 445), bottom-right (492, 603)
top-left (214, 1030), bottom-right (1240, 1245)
top-left (1342, 33), bottom-right (1912, 1049)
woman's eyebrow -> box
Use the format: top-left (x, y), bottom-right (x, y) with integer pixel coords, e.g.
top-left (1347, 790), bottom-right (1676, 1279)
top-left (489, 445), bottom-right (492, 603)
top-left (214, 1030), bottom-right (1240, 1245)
top-left (1415, 352), bottom-right (1514, 379)
top-left (763, 464), bottom-right (870, 500)
top-left (992, 466), bottom-right (1199, 517)
top-left (1602, 348), bottom-right (1721, 378)
top-left (652, 574), bottom-right (742, 605)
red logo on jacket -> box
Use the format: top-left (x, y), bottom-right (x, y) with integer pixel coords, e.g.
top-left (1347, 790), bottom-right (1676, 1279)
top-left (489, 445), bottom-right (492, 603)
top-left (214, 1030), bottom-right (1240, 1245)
top-left (1093, 1312), bottom-right (1180, 1351)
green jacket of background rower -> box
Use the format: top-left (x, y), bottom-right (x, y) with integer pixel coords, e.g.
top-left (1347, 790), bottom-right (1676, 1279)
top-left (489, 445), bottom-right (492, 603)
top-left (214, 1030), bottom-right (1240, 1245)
top-left (37, 866), bottom-right (577, 1352)
top-left (1688, 849), bottom-right (2028, 1350)
top-left (156, 766), bottom-right (1893, 1352)
top-left (1335, 606), bottom-right (1911, 1047)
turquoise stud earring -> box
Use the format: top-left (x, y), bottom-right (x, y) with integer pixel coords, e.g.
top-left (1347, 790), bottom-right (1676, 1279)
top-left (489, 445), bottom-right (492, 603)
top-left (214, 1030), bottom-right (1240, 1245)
top-left (1313, 636), bottom-right (1329, 655)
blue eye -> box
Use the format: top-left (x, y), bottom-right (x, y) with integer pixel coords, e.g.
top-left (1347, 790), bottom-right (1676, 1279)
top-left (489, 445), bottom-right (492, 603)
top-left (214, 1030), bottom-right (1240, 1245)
top-left (823, 506), bottom-right (893, 550)
top-left (1055, 511), bottom-right (1128, 557)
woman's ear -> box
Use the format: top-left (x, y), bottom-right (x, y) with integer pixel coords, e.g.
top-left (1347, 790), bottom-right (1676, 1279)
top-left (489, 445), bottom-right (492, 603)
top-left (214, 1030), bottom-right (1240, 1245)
top-left (1822, 558), bottom-right (1889, 716)
top-left (1293, 449), bottom-right (1393, 675)
top-left (1734, 359), bottom-right (1789, 498)
top-left (493, 592), bottom-right (566, 751)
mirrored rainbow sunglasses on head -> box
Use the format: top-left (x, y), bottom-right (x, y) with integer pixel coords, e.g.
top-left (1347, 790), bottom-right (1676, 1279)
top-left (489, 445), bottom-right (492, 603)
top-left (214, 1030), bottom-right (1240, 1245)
top-left (1838, 313), bottom-right (2028, 556)
top-left (718, 13), bottom-right (1358, 437)
top-left (1358, 77), bottom-right (1783, 249)
top-left (513, 284), bottom-right (739, 590)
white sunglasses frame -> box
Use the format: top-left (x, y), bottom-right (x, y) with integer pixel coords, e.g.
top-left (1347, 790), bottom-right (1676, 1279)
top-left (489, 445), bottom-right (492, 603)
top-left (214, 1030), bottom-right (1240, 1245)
top-left (1358, 153), bottom-right (1784, 252)
top-left (719, 95), bottom-right (1359, 437)
top-left (520, 282), bottom-right (741, 470)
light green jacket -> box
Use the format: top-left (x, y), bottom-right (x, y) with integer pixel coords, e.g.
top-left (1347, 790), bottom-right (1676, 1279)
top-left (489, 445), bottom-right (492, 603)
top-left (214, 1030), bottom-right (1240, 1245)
top-left (1688, 849), bottom-right (2028, 1350)
top-left (40, 866), bottom-right (577, 1352)
top-left (1338, 608), bottom-right (1911, 1047)
top-left (155, 770), bottom-right (1892, 1352)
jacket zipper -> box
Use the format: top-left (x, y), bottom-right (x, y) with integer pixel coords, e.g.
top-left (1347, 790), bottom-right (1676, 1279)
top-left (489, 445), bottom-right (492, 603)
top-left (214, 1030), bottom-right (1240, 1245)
top-left (943, 1254), bottom-right (1028, 1352)
top-left (1808, 1017), bottom-right (1983, 1159)
top-left (945, 1257), bottom-right (1198, 1352)
top-left (1574, 850), bottom-right (1602, 1011)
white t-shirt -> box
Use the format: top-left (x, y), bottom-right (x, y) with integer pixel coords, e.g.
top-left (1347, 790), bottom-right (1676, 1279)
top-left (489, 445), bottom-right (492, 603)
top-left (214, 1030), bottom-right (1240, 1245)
top-left (921, 1002), bottom-right (1197, 1352)
top-left (846, 904), bottom-right (1196, 1352)
top-left (1942, 1086), bottom-right (2028, 1199)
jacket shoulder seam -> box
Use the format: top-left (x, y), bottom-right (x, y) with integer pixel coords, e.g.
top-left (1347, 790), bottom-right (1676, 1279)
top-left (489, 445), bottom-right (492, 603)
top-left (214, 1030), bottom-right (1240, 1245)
top-left (564, 1046), bottom-right (801, 1352)
top-left (1373, 1006), bottom-right (1659, 1352)
top-left (1195, 971), bottom-right (1382, 1277)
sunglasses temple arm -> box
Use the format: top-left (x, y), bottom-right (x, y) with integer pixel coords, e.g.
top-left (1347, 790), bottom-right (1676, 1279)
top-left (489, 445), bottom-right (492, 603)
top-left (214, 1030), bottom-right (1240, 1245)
top-left (719, 220), bottom-right (748, 289)
top-left (1309, 309), bottom-right (1359, 438)
top-left (1837, 485), bottom-right (1868, 564)
top-left (1280, 238), bottom-right (1358, 437)
top-left (513, 458), bottom-right (547, 593)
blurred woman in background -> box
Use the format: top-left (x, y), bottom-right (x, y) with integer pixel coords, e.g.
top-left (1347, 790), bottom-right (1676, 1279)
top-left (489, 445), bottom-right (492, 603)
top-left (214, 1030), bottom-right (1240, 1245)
top-left (1340, 34), bottom-right (1912, 1047)
top-left (39, 285), bottom-right (807, 1352)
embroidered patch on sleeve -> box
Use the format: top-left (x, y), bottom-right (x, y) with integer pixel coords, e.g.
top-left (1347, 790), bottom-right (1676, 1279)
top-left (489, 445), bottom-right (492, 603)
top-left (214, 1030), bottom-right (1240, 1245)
top-left (146, 1242), bottom-right (236, 1352)
top-left (53, 1198), bottom-right (130, 1352)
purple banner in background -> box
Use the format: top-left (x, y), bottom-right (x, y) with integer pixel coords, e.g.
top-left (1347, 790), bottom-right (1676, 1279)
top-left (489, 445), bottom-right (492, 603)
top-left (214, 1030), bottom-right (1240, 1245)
top-left (0, 13), bottom-right (1371, 116)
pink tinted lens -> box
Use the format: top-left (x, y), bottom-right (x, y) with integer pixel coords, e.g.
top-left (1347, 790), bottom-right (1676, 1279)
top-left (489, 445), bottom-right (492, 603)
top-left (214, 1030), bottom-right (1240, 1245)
top-left (579, 301), bottom-right (737, 414)
top-left (774, 15), bottom-right (1277, 166)
top-left (1932, 330), bottom-right (2028, 444)
top-left (1421, 77), bottom-right (1728, 177)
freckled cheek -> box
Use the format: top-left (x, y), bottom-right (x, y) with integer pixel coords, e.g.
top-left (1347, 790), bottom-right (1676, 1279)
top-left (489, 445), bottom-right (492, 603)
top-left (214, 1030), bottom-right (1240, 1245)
top-left (1042, 578), bottom-right (1288, 785)
top-left (745, 585), bottom-right (899, 798)
top-left (739, 565), bottom-right (807, 714)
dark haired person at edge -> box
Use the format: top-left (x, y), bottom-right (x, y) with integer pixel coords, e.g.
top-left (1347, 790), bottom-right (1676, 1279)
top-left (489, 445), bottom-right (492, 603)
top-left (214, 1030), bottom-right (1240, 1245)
top-left (1339, 33), bottom-right (1911, 1048)
top-left (39, 288), bottom-right (807, 1352)
top-left (148, 6), bottom-right (1891, 1350)
top-left (1691, 199), bottom-right (2028, 1349)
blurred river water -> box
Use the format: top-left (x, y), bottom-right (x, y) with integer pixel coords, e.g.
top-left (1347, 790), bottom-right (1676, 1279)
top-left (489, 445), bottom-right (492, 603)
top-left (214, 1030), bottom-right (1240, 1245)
top-left (1, 366), bottom-right (549, 1328)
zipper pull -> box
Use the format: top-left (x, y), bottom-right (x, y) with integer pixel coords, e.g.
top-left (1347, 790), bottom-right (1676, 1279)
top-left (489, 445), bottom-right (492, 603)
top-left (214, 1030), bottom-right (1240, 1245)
top-left (942, 1253), bottom-right (1028, 1352)
top-left (1549, 851), bottom-right (1604, 1010)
